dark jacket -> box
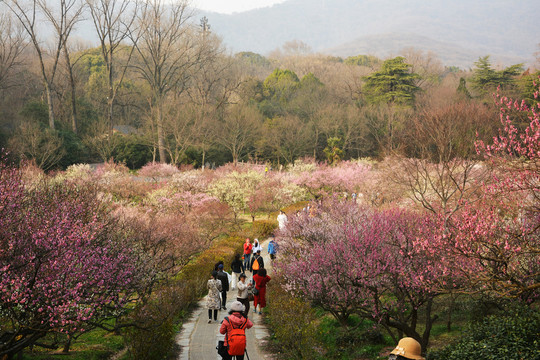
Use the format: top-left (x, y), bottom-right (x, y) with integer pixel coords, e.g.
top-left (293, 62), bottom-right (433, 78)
top-left (217, 270), bottom-right (229, 291)
top-left (231, 259), bottom-right (244, 274)
top-left (250, 254), bottom-right (264, 270)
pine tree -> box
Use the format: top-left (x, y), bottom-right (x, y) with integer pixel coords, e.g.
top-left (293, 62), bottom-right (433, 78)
top-left (362, 57), bottom-right (421, 106)
top-left (470, 56), bottom-right (523, 95)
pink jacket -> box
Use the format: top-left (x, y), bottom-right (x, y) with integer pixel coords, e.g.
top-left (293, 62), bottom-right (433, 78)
top-left (219, 312), bottom-right (254, 346)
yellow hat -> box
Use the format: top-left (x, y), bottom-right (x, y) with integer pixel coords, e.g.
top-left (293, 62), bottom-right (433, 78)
top-left (389, 337), bottom-right (424, 360)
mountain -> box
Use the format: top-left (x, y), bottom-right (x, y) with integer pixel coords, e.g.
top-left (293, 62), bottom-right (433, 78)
top-left (198, 0), bottom-right (539, 68)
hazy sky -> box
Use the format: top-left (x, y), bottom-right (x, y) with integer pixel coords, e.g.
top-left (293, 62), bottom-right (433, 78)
top-left (191, 0), bottom-right (287, 14)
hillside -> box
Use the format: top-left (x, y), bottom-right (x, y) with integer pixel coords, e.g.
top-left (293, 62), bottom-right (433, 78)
top-left (198, 0), bottom-right (539, 67)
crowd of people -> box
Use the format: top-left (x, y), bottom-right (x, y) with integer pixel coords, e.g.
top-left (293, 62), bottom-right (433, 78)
top-left (208, 237), bottom-right (274, 323)
top-left (207, 235), bottom-right (277, 359)
top-left (208, 209), bottom-right (423, 359)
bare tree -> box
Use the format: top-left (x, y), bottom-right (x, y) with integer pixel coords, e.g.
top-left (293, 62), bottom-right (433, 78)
top-left (262, 114), bottom-right (311, 164)
top-left (0, 12), bottom-right (27, 91)
top-left (86, 0), bottom-right (140, 135)
top-left (132, 0), bottom-right (207, 163)
top-left (160, 98), bottom-right (197, 165)
top-left (9, 120), bottom-right (65, 170)
top-left (400, 47), bottom-right (445, 90)
top-left (83, 116), bottom-right (120, 161)
top-left (187, 40), bottom-right (242, 168)
top-left (4, 0), bottom-right (85, 129)
top-left (216, 104), bottom-right (262, 165)
top-left (386, 91), bottom-right (496, 225)
top-left (39, 4), bottom-right (86, 134)
top-left (59, 40), bottom-right (81, 133)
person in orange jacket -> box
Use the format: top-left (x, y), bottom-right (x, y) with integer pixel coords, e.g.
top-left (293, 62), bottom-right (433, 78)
top-left (219, 301), bottom-right (254, 360)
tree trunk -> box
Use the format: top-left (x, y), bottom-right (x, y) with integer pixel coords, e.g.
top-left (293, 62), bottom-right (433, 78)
top-left (63, 46), bottom-right (77, 133)
top-left (202, 148), bottom-right (206, 170)
top-left (447, 295), bottom-right (455, 331)
top-left (45, 82), bottom-right (55, 129)
top-left (62, 335), bottom-right (72, 353)
top-left (157, 99), bottom-right (166, 163)
top-left (108, 60), bottom-right (114, 135)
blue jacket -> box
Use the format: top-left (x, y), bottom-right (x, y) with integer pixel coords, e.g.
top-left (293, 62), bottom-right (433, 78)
top-left (268, 241), bottom-right (277, 255)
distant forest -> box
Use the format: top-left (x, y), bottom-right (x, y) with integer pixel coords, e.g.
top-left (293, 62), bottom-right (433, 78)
top-left (1, 0), bottom-right (539, 170)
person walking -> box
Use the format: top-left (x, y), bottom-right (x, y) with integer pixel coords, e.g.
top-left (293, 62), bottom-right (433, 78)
top-left (277, 210), bottom-right (288, 230)
top-left (236, 273), bottom-right (251, 317)
top-left (252, 238), bottom-right (262, 254)
top-left (243, 238), bottom-right (253, 272)
top-left (207, 270), bottom-right (222, 323)
top-left (250, 250), bottom-right (264, 276)
top-left (230, 254), bottom-right (244, 290)
top-left (217, 264), bottom-right (230, 310)
top-left (214, 260), bottom-right (224, 272)
top-left (252, 267), bottom-right (271, 315)
top-left (219, 301), bottom-right (254, 360)
top-left (267, 237), bottom-right (277, 261)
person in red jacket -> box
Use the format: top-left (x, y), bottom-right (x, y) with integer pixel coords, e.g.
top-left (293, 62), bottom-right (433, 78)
top-left (219, 301), bottom-right (253, 360)
top-left (252, 267), bottom-right (271, 315)
top-left (243, 238), bottom-right (253, 271)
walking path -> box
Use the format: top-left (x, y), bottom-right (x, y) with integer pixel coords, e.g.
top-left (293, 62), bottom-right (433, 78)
top-left (176, 238), bottom-right (275, 359)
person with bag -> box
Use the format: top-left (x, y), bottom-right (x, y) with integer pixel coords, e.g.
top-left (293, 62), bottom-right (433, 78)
top-left (236, 273), bottom-right (251, 317)
top-left (218, 301), bottom-right (253, 360)
top-left (207, 270), bottom-right (222, 323)
top-left (250, 250), bottom-right (264, 276)
top-left (252, 267), bottom-right (271, 315)
top-left (217, 264), bottom-right (230, 310)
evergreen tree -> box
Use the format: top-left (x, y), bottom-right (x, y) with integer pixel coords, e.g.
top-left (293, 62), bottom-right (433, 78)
top-left (259, 68), bottom-right (300, 118)
top-left (362, 57), bottom-right (421, 106)
top-left (470, 56), bottom-right (523, 95)
top-left (457, 77), bottom-right (472, 98)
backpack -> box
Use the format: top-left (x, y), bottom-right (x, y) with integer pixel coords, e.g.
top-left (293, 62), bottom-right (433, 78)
top-left (252, 256), bottom-right (260, 271)
top-left (225, 316), bottom-right (247, 356)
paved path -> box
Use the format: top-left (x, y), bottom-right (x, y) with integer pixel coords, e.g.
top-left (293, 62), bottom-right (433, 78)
top-left (176, 238), bottom-right (274, 360)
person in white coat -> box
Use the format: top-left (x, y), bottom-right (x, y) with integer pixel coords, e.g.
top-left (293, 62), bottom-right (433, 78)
top-left (277, 210), bottom-right (288, 230)
top-left (252, 238), bottom-right (262, 254)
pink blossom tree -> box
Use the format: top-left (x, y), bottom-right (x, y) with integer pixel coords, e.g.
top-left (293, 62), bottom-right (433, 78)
top-left (0, 163), bottom-right (141, 357)
top-left (275, 198), bottom-right (442, 351)
top-left (292, 161), bottom-right (371, 199)
top-left (419, 86), bottom-right (540, 300)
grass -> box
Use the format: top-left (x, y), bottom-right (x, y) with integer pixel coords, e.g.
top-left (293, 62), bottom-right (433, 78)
top-left (265, 293), bottom-right (486, 360)
top-left (21, 328), bottom-right (125, 360)
top-left (316, 314), bottom-right (392, 360)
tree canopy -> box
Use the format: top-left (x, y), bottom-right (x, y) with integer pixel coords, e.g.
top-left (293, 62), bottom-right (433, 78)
top-left (362, 56), bottom-right (421, 106)
top-left (470, 56), bottom-right (523, 95)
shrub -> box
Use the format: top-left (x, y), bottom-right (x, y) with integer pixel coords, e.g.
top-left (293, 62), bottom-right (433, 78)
top-left (63, 163), bottom-right (94, 181)
top-left (58, 130), bottom-right (88, 168)
top-left (114, 135), bottom-right (152, 169)
top-left (177, 234), bottom-right (244, 302)
top-left (427, 306), bottom-right (540, 360)
top-left (124, 235), bottom-right (244, 359)
top-left (169, 170), bottom-right (213, 193)
top-left (286, 158), bottom-right (317, 174)
top-left (124, 287), bottom-right (178, 360)
top-left (251, 220), bottom-right (277, 238)
top-left (266, 277), bottom-right (321, 359)
top-left (139, 162), bottom-right (180, 179)
top-left (95, 159), bottom-right (130, 179)
top-left (317, 315), bottom-right (388, 359)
